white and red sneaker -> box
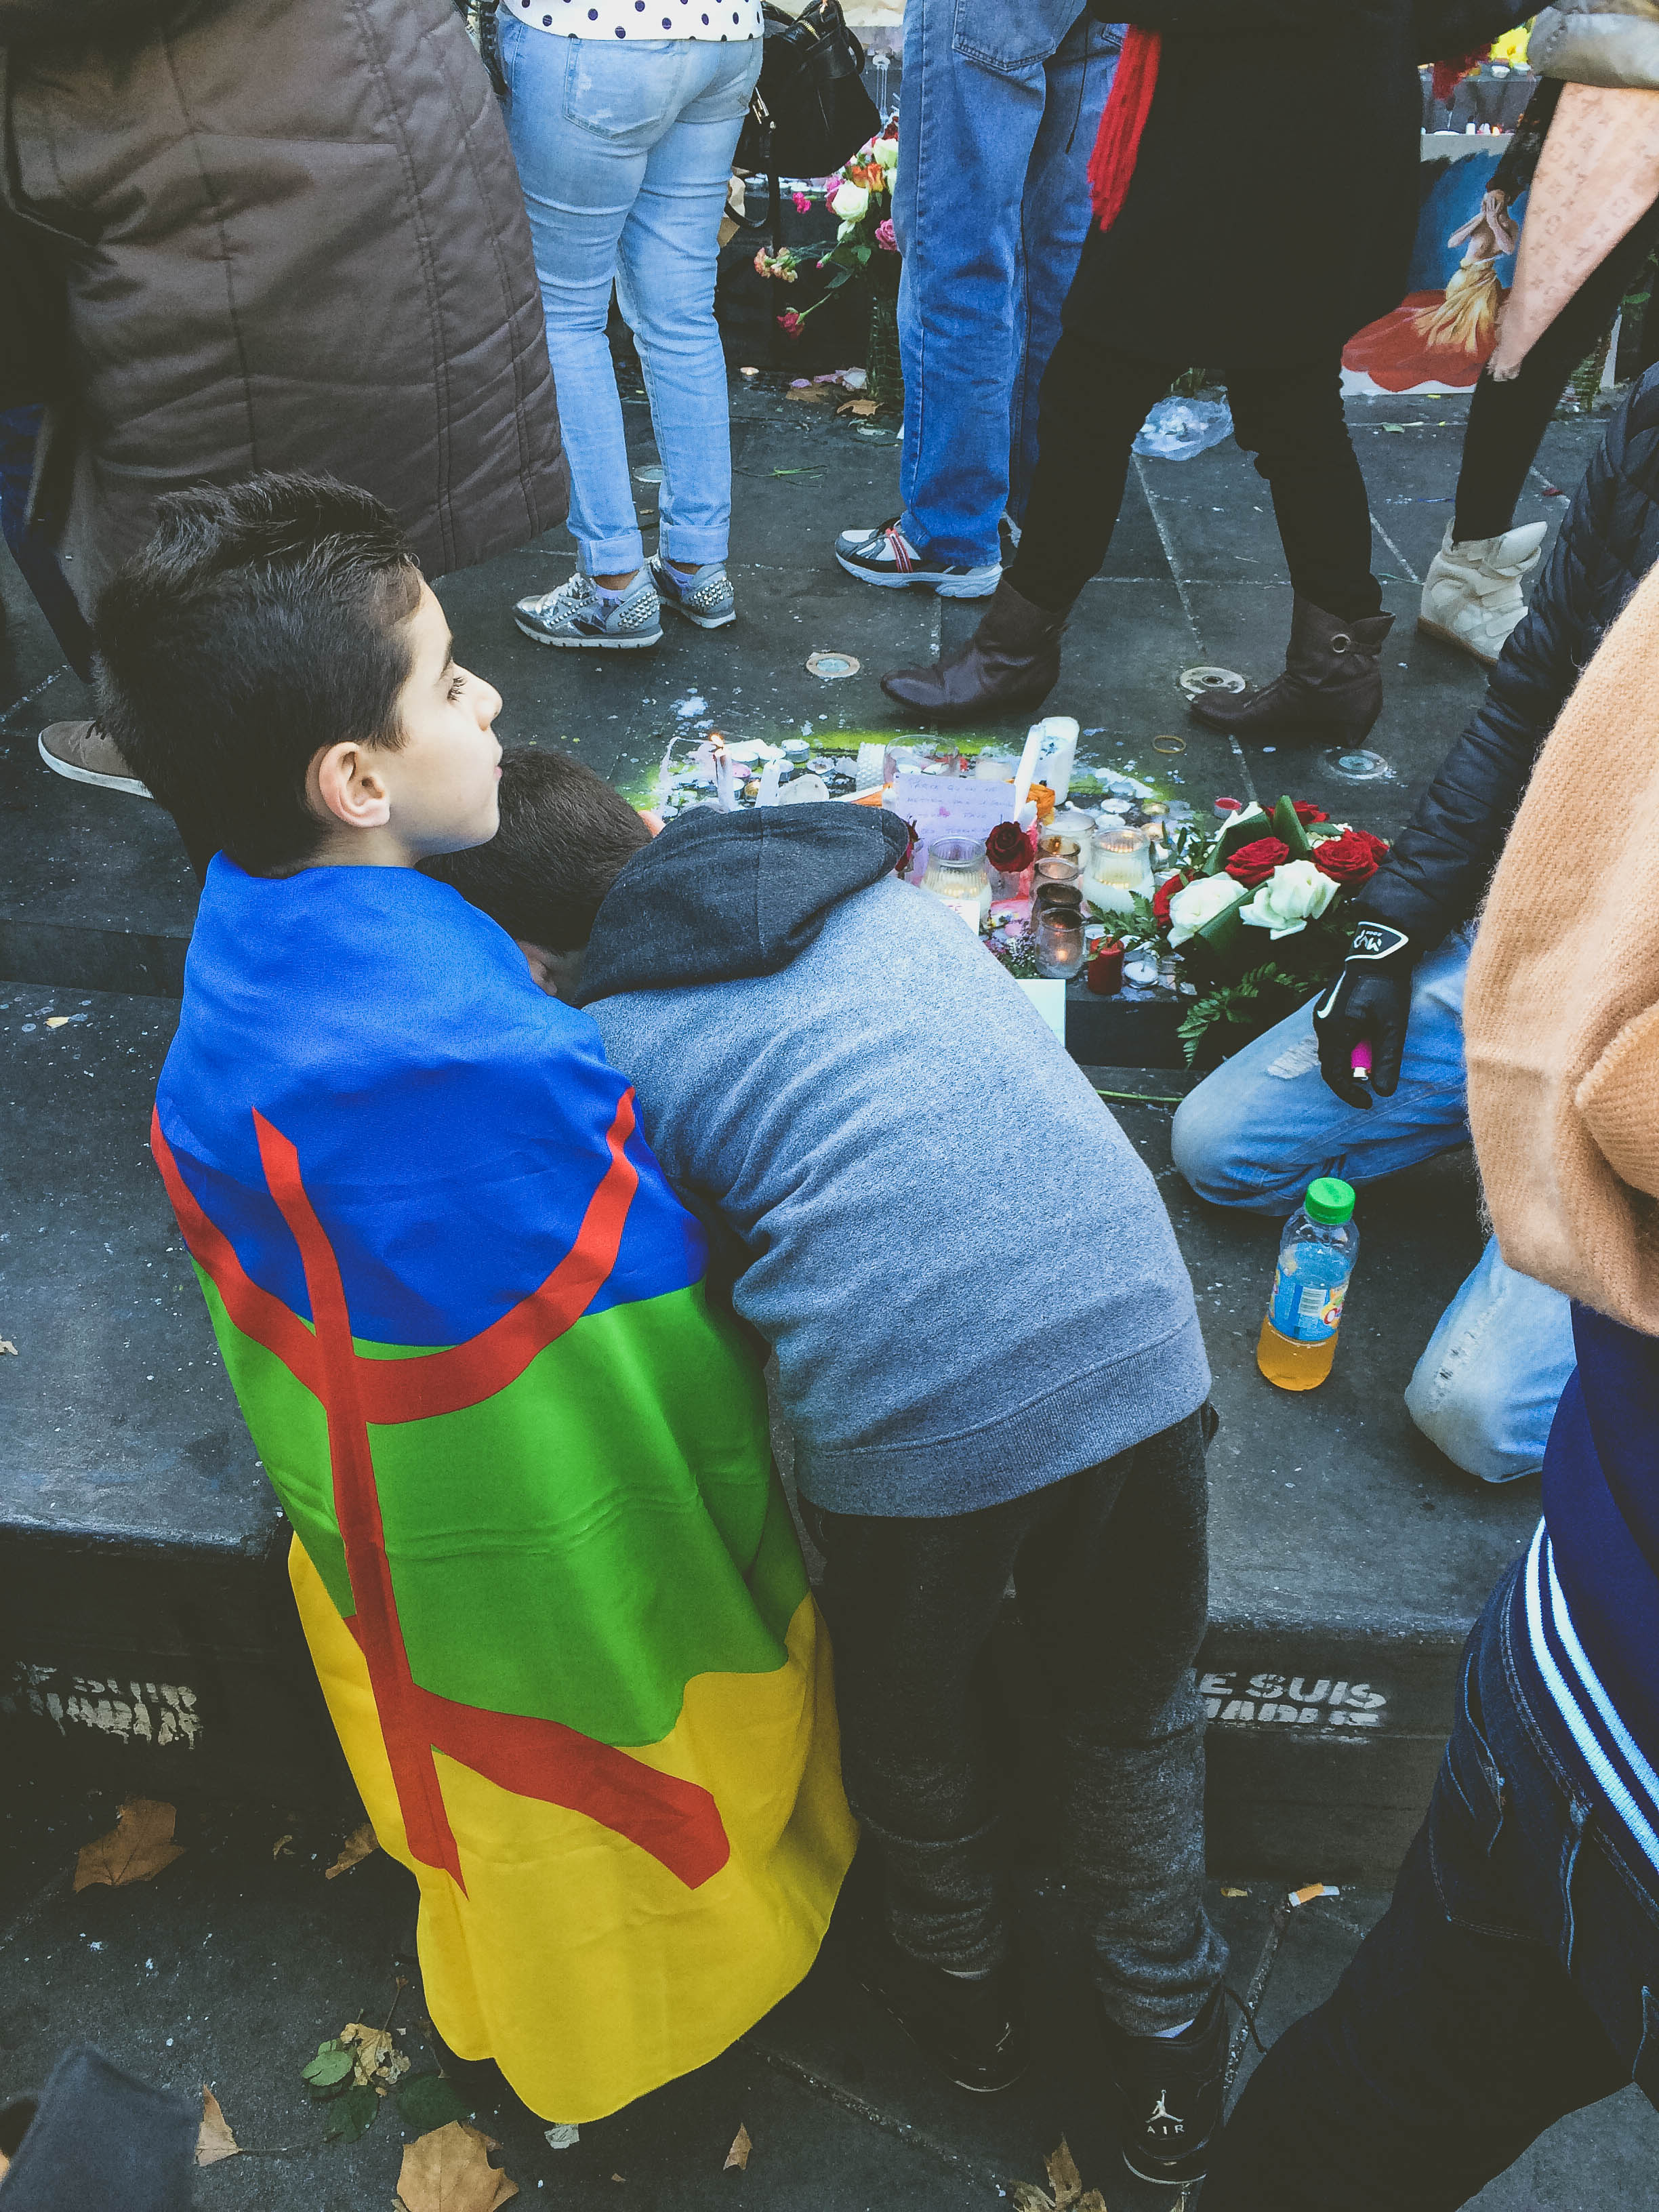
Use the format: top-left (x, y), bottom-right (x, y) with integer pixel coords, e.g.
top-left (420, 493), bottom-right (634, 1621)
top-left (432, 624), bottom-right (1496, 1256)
top-left (834, 520), bottom-right (1000, 598)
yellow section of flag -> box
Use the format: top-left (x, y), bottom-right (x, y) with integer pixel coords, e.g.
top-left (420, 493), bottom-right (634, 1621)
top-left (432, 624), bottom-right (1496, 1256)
top-left (290, 1536), bottom-right (856, 2121)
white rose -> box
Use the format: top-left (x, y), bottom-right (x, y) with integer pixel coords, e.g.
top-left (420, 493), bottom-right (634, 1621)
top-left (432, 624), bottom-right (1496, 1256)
top-left (873, 136), bottom-right (899, 168)
top-left (1166, 874), bottom-right (1244, 947)
top-left (836, 219), bottom-right (860, 243)
top-left (831, 182), bottom-right (870, 221)
top-left (1239, 859), bottom-right (1338, 939)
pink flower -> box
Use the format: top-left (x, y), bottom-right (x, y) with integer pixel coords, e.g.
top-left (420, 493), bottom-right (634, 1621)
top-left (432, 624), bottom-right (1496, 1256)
top-left (792, 191), bottom-right (812, 213)
top-left (778, 309), bottom-right (802, 337)
top-left (875, 219), bottom-right (897, 252)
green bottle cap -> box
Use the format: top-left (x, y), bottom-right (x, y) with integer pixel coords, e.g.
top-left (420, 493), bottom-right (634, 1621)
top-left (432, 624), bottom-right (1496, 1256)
top-left (1305, 1176), bottom-right (1355, 1225)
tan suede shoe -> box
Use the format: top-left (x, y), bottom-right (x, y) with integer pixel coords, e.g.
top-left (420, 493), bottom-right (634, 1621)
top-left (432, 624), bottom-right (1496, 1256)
top-left (38, 721), bottom-right (152, 798)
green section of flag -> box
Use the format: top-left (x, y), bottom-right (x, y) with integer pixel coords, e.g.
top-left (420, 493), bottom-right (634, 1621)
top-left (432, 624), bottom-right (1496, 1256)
top-left (198, 1271), bottom-right (803, 1747)
top-left (196, 1265), bottom-right (354, 1616)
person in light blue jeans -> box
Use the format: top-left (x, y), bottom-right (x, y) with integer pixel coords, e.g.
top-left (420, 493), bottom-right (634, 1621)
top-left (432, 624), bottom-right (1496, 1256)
top-left (834, 3), bottom-right (1121, 598)
top-left (1170, 926), bottom-right (1574, 1484)
top-left (499, 10), bottom-right (761, 650)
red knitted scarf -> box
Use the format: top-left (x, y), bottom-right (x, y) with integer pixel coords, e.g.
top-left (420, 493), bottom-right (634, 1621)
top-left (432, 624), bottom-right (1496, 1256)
top-left (1087, 26), bottom-right (1162, 234)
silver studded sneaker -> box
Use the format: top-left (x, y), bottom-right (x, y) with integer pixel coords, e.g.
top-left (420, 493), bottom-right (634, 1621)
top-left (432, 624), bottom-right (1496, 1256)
top-left (649, 554), bottom-right (737, 631)
top-left (512, 570), bottom-right (662, 649)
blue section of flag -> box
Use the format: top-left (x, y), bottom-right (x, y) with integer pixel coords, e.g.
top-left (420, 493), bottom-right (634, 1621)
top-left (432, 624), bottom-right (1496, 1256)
top-left (157, 857), bottom-right (704, 1346)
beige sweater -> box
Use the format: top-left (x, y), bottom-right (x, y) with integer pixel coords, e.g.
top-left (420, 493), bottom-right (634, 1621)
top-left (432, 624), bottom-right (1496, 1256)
top-left (1465, 556), bottom-right (1659, 1329)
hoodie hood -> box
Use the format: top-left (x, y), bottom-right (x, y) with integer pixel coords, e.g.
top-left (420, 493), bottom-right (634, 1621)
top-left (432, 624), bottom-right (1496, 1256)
top-left (575, 803), bottom-right (910, 1005)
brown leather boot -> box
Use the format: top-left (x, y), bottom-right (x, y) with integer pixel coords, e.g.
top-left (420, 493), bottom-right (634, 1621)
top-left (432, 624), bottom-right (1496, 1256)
top-left (881, 580), bottom-right (1065, 723)
top-left (1189, 597), bottom-right (1394, 746)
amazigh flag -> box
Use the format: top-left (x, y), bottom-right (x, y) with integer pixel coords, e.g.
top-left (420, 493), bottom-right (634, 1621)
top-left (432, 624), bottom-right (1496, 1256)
top-left (155, 859), bottom-right (855, 2121)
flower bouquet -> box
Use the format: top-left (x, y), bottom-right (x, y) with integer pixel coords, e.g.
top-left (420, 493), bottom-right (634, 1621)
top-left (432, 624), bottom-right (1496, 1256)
top-left (754, 125), bottom-right (902, 404)
top-left (1113, 796), bottom-right (1390, 1065)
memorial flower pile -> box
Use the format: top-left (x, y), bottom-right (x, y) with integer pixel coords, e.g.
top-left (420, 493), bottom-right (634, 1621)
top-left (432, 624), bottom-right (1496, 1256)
top-left (1118, 796), bottom-right (1389, 1062)
top-left (753, 125), bottom-right (899, 337)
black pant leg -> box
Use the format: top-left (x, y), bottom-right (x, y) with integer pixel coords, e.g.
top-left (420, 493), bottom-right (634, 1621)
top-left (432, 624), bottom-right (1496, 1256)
top-left (1012, 1413), bottom-right (1226, 2031)
top-left (1454, 197), bottom-right (1659, 539)
top-left (1005, 333), bottom-right (1175, 613)
top-left (809, 1492), bottom-right (1040, 1973)
top-left (1226, 354), bottom-right (1382, 621)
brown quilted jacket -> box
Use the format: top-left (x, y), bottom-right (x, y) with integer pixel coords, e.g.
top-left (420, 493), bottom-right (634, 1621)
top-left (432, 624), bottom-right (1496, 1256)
top-left (0, 0), bottom-right (566, 608)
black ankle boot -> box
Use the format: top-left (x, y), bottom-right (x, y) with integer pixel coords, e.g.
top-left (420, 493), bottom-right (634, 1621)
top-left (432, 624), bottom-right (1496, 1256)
top-left (844, 1914), bottom-right (1031, 2094)
top-left (881, 580), bottom-right (1065, 723)
top-left (1189, 596), bottom-right (1394, 745)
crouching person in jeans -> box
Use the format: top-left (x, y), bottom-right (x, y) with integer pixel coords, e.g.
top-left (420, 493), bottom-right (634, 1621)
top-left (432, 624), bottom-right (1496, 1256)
top-left (1168, 368), bottom-right (1659, 1486)
top-left (430, 756), bottom-right (1230, 2186)
top-left (1203, 552), bottom-right (1659, 2211)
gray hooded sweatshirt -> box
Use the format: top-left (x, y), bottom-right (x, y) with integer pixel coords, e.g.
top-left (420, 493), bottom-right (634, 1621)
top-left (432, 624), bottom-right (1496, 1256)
top-left (577, 804), bottom-right (1210, 1517)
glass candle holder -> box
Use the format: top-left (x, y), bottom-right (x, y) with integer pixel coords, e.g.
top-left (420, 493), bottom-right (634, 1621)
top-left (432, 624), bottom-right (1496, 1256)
top-left (1034, 906), bottom-right (1086, 981)
top-left (923, 835), bottom-right (988, 934)
top-left (1033, 856), bottom-right (1082, 893)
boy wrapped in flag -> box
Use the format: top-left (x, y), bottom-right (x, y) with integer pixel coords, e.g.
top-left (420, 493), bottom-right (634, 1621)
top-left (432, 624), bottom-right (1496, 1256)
top-left (95, 473), bottom-right (855, 2122)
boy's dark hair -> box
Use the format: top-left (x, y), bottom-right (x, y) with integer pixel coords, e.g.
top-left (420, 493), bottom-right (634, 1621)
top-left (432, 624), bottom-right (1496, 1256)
top-left (426, 748), bottom-right (652, 950)
top-left (95, 472), bottom-right (422, 874)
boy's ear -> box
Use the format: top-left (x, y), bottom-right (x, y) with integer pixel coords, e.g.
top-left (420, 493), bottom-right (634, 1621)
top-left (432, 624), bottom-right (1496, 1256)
top-left (517, 940), bottom-right (585, 1002)
top-left (312, 740), bottom-right (393, 832)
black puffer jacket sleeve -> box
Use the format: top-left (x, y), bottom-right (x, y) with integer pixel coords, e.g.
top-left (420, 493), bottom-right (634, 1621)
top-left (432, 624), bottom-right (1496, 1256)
top-left (1355, 369), bottom-right (1659, 952)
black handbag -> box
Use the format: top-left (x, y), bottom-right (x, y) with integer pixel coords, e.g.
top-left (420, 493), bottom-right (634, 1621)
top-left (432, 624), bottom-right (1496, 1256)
top-left (735, 0), bottom-right (882, 235)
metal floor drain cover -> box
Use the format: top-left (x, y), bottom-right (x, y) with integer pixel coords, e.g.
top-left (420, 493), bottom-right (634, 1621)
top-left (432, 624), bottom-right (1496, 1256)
top-left (1179, 665), bottom-right (1246, 697)
top-left (1324, 745), bottom-right (1393, 782)
top-left (806, 651), bottom-right (861, 680)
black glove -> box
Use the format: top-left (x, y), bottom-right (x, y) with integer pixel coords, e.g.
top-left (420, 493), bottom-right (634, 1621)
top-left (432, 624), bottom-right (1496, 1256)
top-left (1313, 922), bottom-right (1414, 1109)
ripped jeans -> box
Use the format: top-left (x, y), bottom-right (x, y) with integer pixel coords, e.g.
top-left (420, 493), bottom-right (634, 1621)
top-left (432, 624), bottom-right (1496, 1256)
top-left (1202, 1559), bottom-right (1659, 2211)
top-left (1169, 926), bottom-right (1574, 1483)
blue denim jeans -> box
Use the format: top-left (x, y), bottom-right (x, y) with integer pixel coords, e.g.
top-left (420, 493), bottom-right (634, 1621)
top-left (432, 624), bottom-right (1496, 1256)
top-left (1170, 928), bottom-right (1574, 1484)
top-left (894, 1), bottom-right (1120, 566)
top-left (1203, 1562), bottom-right (1659, 2211)
top-left (498, 25), bottom-right (760, 576)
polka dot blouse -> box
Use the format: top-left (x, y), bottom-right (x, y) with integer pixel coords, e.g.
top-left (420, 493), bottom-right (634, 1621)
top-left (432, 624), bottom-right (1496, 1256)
top-left (511, 0), bottom-right (762, 38)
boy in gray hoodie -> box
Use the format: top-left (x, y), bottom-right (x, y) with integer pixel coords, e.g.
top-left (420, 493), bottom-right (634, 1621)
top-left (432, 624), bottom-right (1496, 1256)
top-left (430, 752), bottom-right (1228, 2188)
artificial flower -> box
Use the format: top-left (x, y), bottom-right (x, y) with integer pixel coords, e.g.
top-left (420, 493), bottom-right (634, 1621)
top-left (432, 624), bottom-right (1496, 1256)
top-left (1309, 827), bottom-right (1390, 886)
top-left (1027, 781), bottom-right (1055, 822)
top-left (1239, 860), bottom-right (1339, 939)
top-left (1223, 836), bottom-right (1290, 888)
top-left (831, 182), bottom-right (869, 221)
top-left (985, 821), bottom-right (1038, 874)
top-left (875, 219), bottom-right (897, 251)
top-left (1166, 874), bottom-right (1244, 946)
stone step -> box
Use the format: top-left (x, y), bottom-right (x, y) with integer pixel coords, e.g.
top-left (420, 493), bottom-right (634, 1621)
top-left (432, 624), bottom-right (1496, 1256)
top-left (0, 981), bottom-right (1536, 1876)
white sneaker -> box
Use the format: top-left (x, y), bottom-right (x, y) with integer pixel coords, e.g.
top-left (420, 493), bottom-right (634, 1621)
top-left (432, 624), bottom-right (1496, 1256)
top-left (1417, 521), bottom-right (1547, 667)
top-left (834, 520), bottom-right (1000, 598)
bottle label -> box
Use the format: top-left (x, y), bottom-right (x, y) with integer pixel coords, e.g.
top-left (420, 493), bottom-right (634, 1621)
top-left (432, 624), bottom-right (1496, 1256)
top-left (1269, 1266), bottom-right (1349, 1343)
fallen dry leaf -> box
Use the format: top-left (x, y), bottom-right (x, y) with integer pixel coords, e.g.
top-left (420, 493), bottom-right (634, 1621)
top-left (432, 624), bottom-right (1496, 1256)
top-left (1220, 1885), bottom-right (1249, 1898)
top-left (196, 2086), bottom-right (240, 2166)
top-left (340, 2020), bottom-right (408, 2091)
top-left (272, 1833), bottom-right (293, 1860)
top-left (1046, 2141), bottom-right (1083, 2207)
top-left (45, 1016), bottom-right (69, 1029)
top-left (74, 1798), bottom-right (185, 1891)
top-left (787, 384), bottom-right (832, 403)
top-left (396, 2121), bottom-right (517, 2212)
top-left (836, 398), bottom-right (880, 417)
top-left (1010, 2185), bottom-right (1054, 2212)
top-left (1078, 2196), bottom-right (1109, 2211)
top-left (325, 1822), bottom-right (377, 1879)
top-left (724, 2123), bottom-right (752, 2171)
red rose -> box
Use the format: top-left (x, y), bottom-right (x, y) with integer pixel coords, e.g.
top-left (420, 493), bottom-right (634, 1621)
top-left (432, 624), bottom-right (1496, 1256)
top-left (1312, 828), bottom-right (1390, 886)
top-left (894, 817), bottom-right (920, 876)
top-left (985, 821), bottom-right (1038, 874)
top-left (1152, 870), bottom-right (1191, 922)
top-left (1224, 836), bottom-right (1290, 888)
top-left (1291, 801), bottom-right (1329, 825)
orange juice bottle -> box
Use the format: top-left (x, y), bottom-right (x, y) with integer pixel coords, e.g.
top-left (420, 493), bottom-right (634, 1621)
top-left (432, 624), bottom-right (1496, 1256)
top-left (1256, 1178), bottom-right (1359, 1391)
